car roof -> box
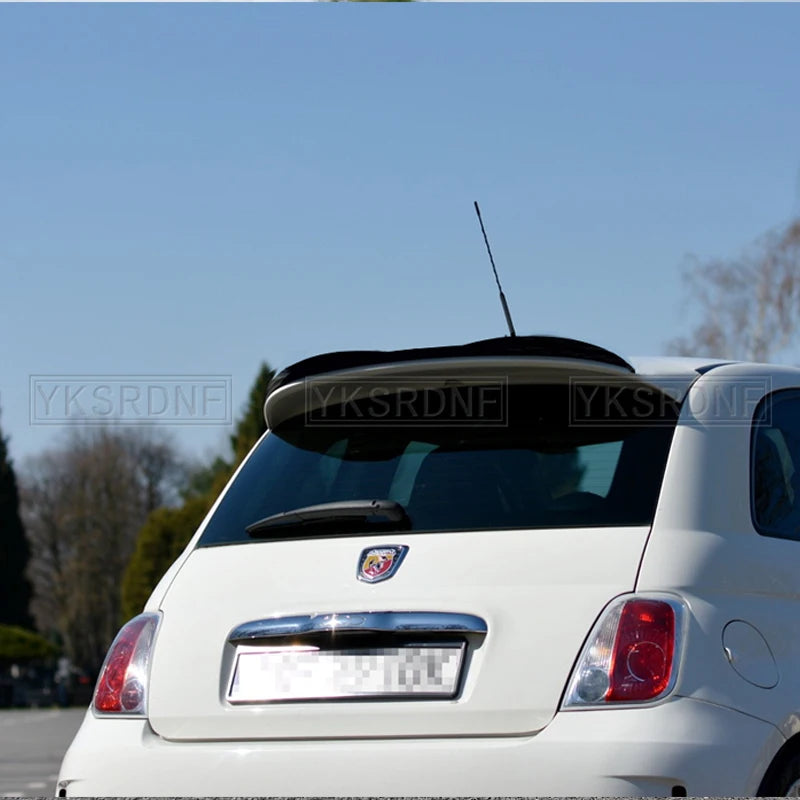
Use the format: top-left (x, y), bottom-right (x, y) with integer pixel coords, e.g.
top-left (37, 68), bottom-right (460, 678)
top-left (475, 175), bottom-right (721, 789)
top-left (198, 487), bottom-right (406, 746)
top-left (627, 356), bottom-right (733, 376)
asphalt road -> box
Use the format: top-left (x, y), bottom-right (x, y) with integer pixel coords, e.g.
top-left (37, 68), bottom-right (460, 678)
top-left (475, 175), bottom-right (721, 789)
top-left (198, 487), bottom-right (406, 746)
top-left (0, 709), bottom-right (86, 798)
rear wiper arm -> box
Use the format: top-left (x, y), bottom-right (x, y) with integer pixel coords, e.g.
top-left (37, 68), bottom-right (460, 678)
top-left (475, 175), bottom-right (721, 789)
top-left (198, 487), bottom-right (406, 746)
top-left (246, 499), bottom-right (410, 538)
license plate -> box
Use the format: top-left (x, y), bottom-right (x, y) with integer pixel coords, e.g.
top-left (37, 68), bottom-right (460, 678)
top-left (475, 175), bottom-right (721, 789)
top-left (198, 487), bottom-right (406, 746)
top-left (228, 643), bottom-right (465, 703)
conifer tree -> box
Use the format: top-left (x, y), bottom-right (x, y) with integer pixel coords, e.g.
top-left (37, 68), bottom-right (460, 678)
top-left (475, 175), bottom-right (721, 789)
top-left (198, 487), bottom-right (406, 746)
top-left (0, 416), bottom-right (32, 628)
top-left (230, 363), bottom-right (274, 463)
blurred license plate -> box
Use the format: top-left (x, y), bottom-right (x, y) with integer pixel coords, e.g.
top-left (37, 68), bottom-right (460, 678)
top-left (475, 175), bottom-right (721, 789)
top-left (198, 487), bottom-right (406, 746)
top-left (228, 643), bottom-right (465, 703)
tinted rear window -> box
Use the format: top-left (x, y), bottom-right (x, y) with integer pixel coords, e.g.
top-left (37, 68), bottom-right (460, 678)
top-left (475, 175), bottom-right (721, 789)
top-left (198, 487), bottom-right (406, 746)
top-left (198, 383), bottom-right (678, 546)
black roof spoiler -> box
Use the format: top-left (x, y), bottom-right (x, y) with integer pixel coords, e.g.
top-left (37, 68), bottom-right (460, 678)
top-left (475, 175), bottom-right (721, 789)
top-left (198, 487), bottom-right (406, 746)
top-left (266, 336), bottom-right (634, 398)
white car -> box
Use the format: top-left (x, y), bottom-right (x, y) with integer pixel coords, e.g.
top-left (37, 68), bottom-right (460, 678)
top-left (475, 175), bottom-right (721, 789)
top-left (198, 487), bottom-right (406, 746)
top-left (58, 335), bottom-right (800, 796)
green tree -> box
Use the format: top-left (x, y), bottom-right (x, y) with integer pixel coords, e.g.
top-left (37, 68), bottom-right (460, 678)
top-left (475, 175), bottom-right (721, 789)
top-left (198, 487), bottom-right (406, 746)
top-left (121, 363), bottom-right (274, 619)
top-left (0, 624), bottom-right (57, 664)
top-left (230, 362), bottom-right (274, 463)
top-left (0, 415), bottom-right (32, 629)
top-left (120, 497), bottom-right (211, 620)
top-left (180, 455), bottom-right (230, 500)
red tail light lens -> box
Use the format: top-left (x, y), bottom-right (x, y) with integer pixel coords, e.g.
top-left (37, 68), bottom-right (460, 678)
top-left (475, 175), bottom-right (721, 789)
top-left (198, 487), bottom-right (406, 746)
top-left (563, 595), bottom-right (684, 708)
top-left (608, 599), bottom-right (675, 701)
top-left (93, 613), bottom-right (160, 716)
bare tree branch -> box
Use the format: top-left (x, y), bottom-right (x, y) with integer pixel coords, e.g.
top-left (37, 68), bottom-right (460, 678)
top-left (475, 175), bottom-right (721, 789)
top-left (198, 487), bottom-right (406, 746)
top-left (667, 218), bottom-right (800, 362)
top-left (20, 426), bottom-right (185, 673)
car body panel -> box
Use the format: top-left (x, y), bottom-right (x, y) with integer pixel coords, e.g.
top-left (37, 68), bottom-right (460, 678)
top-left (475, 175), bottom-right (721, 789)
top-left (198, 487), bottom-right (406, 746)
top-left (59, 698), bottom-right (783, 797)
top-left (59, 347), bottom-right (800, 795)
top-left (638, 365), bottom-right (800, 738)
top-left (148, 526), bottom-right (649, 740)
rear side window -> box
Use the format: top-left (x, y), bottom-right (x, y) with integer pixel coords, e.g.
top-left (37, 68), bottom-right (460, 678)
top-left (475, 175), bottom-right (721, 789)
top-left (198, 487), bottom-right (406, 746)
top-left (752, 389), bottom-right (800, 540)
top-left (198, 383), bottom-right (679, 546)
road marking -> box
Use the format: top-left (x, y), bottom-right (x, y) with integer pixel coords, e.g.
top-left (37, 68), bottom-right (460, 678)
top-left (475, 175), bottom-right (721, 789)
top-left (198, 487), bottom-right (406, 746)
top-left (26, 782), bottom-right (47, 789)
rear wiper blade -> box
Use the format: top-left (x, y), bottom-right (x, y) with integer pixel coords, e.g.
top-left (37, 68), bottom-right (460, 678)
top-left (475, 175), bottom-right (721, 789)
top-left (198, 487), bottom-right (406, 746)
top-left (246, 499), bottom-right (410, 538)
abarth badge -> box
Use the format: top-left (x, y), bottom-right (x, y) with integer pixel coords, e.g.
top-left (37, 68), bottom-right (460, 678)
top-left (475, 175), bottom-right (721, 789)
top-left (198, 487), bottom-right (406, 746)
top-left (357, 545), bottom-right (408, 584)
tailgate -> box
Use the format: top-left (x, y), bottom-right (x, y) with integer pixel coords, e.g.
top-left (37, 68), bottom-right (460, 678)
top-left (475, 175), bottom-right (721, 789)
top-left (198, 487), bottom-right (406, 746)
top-left (148, 527), bottom-right (648, 741)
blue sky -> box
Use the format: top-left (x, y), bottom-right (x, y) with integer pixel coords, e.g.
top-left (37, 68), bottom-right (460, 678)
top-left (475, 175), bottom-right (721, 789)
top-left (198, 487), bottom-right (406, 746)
top-left (2, 4), bottom-right (800, 464)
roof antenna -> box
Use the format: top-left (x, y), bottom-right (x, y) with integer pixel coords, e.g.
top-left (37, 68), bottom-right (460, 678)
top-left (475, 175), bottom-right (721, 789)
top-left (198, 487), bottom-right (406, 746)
top-left (474, 201), bottom-right (517, 337)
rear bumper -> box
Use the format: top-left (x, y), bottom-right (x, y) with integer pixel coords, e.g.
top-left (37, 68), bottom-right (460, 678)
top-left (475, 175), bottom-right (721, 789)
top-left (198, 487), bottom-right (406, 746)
top-left (59, 697), bottom-right (782, 797)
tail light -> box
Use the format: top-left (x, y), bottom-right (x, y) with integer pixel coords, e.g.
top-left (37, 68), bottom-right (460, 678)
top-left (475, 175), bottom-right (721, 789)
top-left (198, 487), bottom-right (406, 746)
top-left (93, 612), bottom-right (160, 716)
top-left (563, 595), bottom-right (685, 708)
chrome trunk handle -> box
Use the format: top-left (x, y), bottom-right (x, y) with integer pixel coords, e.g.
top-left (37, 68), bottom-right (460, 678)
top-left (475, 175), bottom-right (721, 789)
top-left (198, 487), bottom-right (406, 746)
top-left (228, 611), bottom-right (487, 644)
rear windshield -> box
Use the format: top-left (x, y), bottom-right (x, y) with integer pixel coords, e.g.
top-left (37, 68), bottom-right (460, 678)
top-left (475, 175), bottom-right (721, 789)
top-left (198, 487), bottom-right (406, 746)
top-left (198, 383), bottom-right (679, 546)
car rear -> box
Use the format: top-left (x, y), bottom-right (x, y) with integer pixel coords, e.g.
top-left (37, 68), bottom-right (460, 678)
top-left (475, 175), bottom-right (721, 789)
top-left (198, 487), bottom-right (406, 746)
top-left (57, 337), bottom-right (783, 796)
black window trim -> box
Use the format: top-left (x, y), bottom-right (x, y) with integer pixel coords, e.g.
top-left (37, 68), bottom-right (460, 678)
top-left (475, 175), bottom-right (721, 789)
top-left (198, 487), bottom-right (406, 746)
top-left (750, 387), bottom-right (800, 541)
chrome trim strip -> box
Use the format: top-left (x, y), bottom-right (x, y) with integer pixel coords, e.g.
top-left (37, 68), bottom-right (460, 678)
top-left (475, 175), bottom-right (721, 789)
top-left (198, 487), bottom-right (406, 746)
top-left (228, 611), bottom-right (487, 644)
